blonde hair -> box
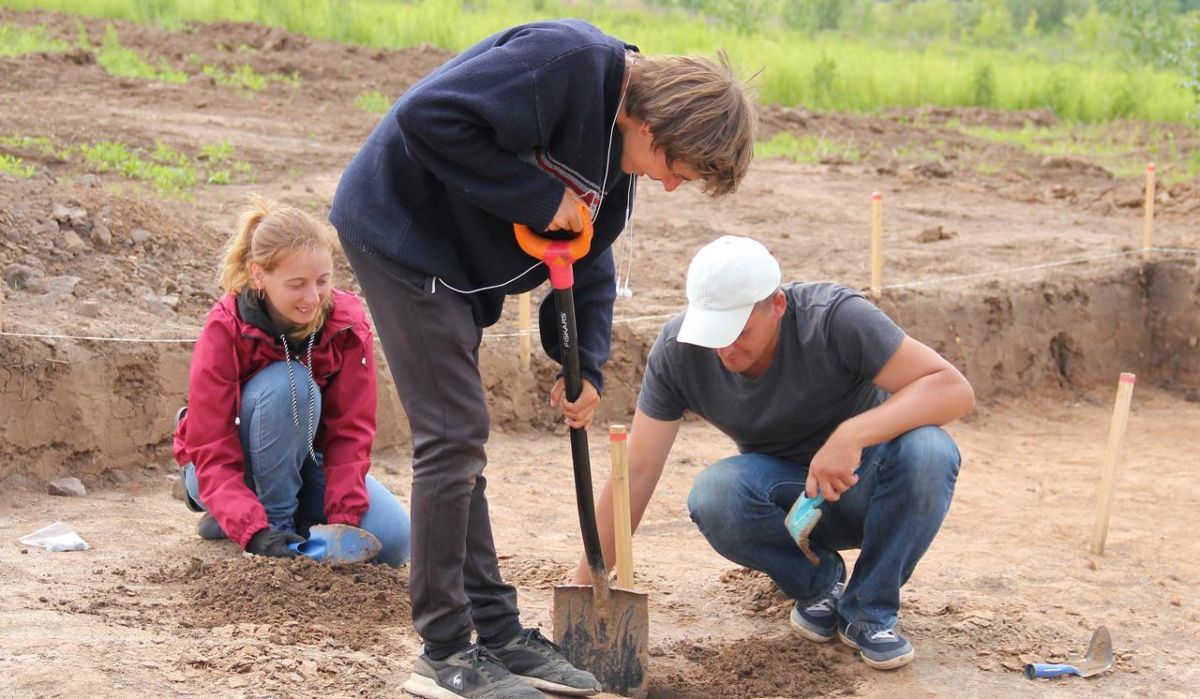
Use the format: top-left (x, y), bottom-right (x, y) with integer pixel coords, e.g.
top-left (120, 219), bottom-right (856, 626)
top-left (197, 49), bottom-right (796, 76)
top-left (624, 51), bottom-right (757, 197)
top-left (219, 195), bottom-right (339, 340)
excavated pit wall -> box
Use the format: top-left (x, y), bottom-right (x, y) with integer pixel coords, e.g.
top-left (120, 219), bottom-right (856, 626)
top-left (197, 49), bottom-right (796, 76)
top-left (1, 259), bottom-right (1196, 484)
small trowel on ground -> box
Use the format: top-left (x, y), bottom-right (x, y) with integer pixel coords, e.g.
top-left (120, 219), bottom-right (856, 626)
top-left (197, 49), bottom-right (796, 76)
top-left (288, 524), bottom-right (381, 565)
top-left (514, 206), bottom-right (649, 697)
top-left (1024, 626), bottom-right (1114, 680)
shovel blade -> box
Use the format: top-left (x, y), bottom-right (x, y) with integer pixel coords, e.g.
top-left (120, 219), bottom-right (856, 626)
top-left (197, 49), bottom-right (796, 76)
top-left (553, 584), bottom-right (650, 698)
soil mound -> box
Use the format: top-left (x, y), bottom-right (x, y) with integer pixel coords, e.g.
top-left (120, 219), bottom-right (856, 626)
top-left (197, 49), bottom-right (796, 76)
top-left (155, 555), bottom-right (411, 651)
top-left (651, 635), bottom-right (859, 698)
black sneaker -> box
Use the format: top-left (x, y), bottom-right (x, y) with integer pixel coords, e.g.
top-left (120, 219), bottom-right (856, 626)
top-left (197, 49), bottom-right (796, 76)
top-left (489, 628), bottom-right (601, 696)
top-left (402, 645), bottom-right (542, 699)
top-left (196, 513), bottom-right (227, 540)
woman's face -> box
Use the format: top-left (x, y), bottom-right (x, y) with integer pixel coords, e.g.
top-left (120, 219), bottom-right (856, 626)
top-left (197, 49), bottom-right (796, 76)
top-left (253, 248), bottom-right (333, 329)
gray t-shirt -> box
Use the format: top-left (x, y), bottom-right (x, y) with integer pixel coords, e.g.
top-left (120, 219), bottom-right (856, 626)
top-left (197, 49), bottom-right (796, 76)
top-left (638, 282), bottom-right (906, 466)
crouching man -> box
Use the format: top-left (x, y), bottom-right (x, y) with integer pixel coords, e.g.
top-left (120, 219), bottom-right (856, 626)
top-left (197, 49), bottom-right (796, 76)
top-left (573, 235), bottom-right (974, 670)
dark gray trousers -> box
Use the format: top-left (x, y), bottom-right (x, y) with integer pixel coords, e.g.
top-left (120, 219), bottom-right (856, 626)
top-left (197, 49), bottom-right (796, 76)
top-left (342, 243), bottom-right (520, 652)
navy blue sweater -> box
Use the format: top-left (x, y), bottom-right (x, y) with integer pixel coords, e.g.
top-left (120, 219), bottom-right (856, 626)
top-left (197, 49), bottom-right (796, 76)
top-left (331, 20), bottom-right (638, 392)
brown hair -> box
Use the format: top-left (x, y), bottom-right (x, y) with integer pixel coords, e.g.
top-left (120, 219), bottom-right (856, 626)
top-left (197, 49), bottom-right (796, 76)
top-left (219, 195), bottom-right (339, 339)
top-left (624, 50), bottom-right (757, 197)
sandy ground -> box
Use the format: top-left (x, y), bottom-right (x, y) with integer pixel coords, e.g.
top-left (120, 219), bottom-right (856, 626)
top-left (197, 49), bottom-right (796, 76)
top-left (2, 389), bottom-right (1199, 697)
top-left (2, 9), bottom-right (1199, 698)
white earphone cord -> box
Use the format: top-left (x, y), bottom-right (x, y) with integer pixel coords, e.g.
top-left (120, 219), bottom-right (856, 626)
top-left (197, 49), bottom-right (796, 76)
top-left (436, 52), bottom-right (637, 298)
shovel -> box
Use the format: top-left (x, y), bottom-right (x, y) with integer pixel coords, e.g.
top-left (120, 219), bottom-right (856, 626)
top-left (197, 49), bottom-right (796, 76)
top-left (1024, 626), bottom-right (1113, 679)
top-left (514, 204), bottom-right (649, 696)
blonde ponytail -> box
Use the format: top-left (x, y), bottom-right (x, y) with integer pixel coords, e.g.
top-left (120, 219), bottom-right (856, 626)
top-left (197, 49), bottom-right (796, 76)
top-left (218, 195), bottom-right (340, 340)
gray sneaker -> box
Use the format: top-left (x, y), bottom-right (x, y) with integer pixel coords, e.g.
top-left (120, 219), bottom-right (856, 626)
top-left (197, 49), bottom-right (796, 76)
top-left (489, 628), bottom-right (601, 696)
top-left (402, 645), bottom-right (542, 699)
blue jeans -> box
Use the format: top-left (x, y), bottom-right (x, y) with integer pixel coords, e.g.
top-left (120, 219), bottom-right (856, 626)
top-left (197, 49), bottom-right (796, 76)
top-left (185, 361), bottom-right (411, 567)
top-left (687, 425), bottom-right (960, 632)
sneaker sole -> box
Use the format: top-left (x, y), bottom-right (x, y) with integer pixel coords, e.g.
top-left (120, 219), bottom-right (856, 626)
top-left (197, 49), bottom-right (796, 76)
top-left (836, 629), bottom-right (915, 670)
top-left (789, 614), bottom-right (835, 643)
top-left (401, 673), bottom-right (464, 699)
top-left (515, 674), bottom-right (599, 696)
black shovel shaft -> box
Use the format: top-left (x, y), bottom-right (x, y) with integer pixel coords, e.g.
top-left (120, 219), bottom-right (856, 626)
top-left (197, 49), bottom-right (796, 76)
top-left (553, 286), bottom-right (606, 579)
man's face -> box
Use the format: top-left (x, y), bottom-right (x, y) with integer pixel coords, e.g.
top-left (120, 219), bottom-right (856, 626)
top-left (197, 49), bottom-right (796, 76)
top-left (620, 120), bottom-right (699, 192)
top-left (714, 293), bottom-right (785, 377)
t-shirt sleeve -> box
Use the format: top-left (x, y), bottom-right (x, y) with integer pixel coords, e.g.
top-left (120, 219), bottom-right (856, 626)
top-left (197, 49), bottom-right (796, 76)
top-left (827, 294), bottom-right (906, 381)
top-left (636, 329), bottom-right (688, 421)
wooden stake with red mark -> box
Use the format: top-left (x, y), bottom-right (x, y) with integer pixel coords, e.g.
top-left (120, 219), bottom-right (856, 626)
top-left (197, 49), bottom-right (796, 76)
top-left (1142, 163), bottom-right (1155, 261)
top-left (870, 192), bottom-right (883, 299)
top-left (518, 291), bottom-right (531, 371)
top-left (610, 424), bottom-right (634, 589)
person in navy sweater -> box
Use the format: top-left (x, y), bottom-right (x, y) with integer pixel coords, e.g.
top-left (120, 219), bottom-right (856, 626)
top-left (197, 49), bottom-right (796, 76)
top-left (331, 19), bottom-right (756, 699)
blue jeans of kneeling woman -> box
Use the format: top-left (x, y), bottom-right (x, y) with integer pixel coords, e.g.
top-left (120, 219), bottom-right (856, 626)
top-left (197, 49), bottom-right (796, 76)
top-left (184, 361), bottom-right (411, 567)
top-left (687, 425), bottom-right (960, 632)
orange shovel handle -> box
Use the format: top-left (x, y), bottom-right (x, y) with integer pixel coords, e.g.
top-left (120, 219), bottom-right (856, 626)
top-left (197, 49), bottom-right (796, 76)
top-left (513, 200), bottom-right (594, 289)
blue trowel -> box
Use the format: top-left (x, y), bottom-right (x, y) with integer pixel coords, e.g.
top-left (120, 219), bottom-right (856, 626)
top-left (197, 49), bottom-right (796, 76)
top-left (288, 524), bottom-right (381, 565)
top-left (784, 490), bottom-right (827, 565)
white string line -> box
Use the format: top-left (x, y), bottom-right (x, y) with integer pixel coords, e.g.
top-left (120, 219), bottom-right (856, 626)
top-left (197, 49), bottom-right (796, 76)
top-left (881, 248), bottom-right (1167, 291)
top-left (2, 246), bottom-right (1196, 345)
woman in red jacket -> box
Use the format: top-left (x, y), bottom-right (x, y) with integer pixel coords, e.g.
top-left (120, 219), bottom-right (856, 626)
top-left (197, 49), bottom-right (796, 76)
top-left (174, 196), bottom-right (410, 566)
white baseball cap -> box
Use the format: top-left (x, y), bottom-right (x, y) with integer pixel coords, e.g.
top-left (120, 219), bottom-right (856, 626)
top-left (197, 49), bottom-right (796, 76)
top-left (677, 236), bottom-right (781, 348)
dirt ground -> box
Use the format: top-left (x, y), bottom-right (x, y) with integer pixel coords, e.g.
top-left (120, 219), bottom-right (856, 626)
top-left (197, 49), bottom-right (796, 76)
top-left (2, 10), bottom-right (1199, 699)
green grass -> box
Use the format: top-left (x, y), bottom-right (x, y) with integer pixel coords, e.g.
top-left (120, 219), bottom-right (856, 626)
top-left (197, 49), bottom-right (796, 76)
top-left (0, 21), bottom-right (69, 55)
top-left (96, 24), bottom-right (187, 83)
top-left (755, 132), bottom-right (860, 164)
top-left (0, 133), bottom-right (60, 157)
top-left (961, 121), bottom-right (1200, 184)
top-left (201, 63), bottom-right (301, 92)
top-left (2, 0), bottom-right (1195, 123)
top-left (354, 89), bottom-right (392, 114)
top-left (79, 139), bottom-right (196, 194)
top-left (201, 63), bottom-right (265, 91)
top-left (0, 153), bottom-right (36, 177)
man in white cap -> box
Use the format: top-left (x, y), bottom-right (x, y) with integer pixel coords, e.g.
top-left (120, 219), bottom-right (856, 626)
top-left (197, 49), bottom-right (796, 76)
top-left (571, 235), bottom-right (974, 670)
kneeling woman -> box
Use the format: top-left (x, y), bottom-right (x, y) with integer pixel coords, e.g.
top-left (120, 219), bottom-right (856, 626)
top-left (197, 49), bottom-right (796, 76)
top-left (174, 196), bottom-right (410, 566)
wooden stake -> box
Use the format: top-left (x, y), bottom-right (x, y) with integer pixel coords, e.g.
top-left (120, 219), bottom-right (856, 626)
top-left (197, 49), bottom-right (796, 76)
top-left (1142, 163), bottom-right (1155, 261)
top-left (518, 291), bottom-right (531, 371)
top-left (610, 424), bottom-right (634, 589)
top-left (1090, 372), bottom-right (1136, 555)
top-left (870, 192), bottom-right (883, 298)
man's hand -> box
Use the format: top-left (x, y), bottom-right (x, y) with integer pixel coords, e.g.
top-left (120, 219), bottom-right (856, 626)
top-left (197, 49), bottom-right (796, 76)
top-left (806, 430), bottom-right (862, 502)
top-left (550, 377), bottom-right (600, 430)
top-left (547, 190), bottom-right (585, 233)
top-left (246, 528), bottom-right (305, 558)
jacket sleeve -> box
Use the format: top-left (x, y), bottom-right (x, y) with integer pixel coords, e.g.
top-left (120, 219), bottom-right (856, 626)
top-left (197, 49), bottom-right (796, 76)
top-left (316, 324), bottom-right (375, 527)
top-left (538, 246), bottom-right (617, 394)
top-left (186, 313), bottom-right (269, 549)
top-left (396, 46), bottom-right (565, 233)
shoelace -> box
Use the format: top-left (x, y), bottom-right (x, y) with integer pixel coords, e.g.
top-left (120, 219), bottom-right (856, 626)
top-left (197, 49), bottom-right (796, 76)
top-left (281, 332), bottom-right (318, 465)
top-left (806, 582), bottom-right (844, 614)
top-left (517, 628), bottom-right (563, 654)
top-left (806, 598), bottom-right (835, 613)
top-left (869, 629), bottom-right (899, 642)
top-left (464, 645), bottom-right (510, 683)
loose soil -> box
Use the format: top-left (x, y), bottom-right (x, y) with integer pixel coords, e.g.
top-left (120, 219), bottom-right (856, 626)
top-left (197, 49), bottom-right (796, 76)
top-left (1, 10), bottom-right (1198, 699)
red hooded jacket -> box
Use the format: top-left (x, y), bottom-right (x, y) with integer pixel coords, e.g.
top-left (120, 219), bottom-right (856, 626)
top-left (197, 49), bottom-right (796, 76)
top-left (173, 289), bottom-right (377, 548)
